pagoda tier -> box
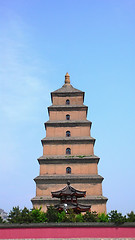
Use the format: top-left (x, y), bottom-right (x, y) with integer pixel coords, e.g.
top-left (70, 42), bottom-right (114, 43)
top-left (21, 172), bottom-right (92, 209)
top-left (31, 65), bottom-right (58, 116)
top-left (31, 73), bottom-right (108, 213)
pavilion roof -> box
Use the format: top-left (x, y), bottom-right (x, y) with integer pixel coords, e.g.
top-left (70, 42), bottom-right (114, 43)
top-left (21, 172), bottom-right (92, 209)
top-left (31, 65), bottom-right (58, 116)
top-left (51, 181), bottom-right (86, 198)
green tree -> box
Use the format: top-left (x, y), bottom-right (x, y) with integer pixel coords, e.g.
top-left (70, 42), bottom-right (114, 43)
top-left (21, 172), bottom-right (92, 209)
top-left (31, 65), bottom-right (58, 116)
top-left (8, 206), bottom-right (22, 223)
top-left (0, 216), bottom-right (3, 223)
top-left (75, 213), bottom-right (84, 222)
top-left (57, 211), bottom-right (66, 222)
top-left (97, 213), bottom-right (109, 222)
top-left (127, 211), bottom-right (135, 222)
top-left (20, 207), bottom-right (32, 223)
top-left (46, 206), bottom-right (58, 222)
top-left (8, 206), bottom-right (47, 223)
top-left (30, 207), bottom-right (47, 223)
top-left (108, 210), bottom-right (127, 224)
top-left (66, 209), bottom-right (76, 222)
top-left (83, 211), bottom-right (98, 222)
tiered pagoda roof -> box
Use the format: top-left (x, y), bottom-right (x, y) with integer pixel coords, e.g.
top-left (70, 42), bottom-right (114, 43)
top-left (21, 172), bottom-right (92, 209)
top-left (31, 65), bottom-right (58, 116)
top-left (51, 181), bottom-right (91, 213)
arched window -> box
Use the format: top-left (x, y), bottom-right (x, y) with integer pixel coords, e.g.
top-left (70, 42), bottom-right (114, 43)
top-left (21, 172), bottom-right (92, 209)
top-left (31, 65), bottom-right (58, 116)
top-left (66, 148), bottom-right (71, 155)
top-left (66, 99), bottom-right (70, 105)
top-left (66, 131), bottom-right (71, 137)
top-left (66, 114), bottom-right (70, 120)
top-left (66, 167), bottom-right (71, 174)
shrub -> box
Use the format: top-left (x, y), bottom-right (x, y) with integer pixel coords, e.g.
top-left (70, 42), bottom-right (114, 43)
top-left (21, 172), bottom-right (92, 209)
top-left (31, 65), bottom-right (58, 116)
top-left (57, 211), bottom-right (66, 222)
top-left (66, 209), bottom-right (76, 222)
top-left (75, 213), bottom-right (84, 222)
top-left (97, 213), bottom-right (109, 222)
top-left (83, 211), bottom-right (98, 222)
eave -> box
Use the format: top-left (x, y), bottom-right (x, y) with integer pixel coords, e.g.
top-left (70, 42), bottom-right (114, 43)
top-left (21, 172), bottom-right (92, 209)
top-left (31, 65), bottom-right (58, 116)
top-left (37, 155), bottom-right (100, 164)
top-left (45, 120), bottom-right (92, 129)
top-left (41, 136), bottom-right (96, 145)
top-left (48, 105), bottom-right (88, 115)
top-left (34, 174), bottom-right (104, 184)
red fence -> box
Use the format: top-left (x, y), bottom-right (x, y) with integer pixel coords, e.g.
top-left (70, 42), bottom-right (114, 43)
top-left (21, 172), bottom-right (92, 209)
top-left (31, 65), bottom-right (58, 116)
top-left (0, 223), bottom-right (135, 239)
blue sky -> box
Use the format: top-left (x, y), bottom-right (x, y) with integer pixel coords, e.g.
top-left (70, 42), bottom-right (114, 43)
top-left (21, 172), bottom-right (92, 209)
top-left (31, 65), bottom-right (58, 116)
top-left (0, 0), bottom-right (135, 214)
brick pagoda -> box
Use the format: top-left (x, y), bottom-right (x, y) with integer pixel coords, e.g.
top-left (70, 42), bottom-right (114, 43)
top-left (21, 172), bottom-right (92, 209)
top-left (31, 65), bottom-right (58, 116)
top-left (31, 73), bottom-right (108, 213)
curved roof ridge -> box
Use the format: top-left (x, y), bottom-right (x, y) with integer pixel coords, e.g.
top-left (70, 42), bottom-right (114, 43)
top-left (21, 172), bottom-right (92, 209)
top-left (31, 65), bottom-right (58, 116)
top-left (51, 182), bottom-right (86, 198)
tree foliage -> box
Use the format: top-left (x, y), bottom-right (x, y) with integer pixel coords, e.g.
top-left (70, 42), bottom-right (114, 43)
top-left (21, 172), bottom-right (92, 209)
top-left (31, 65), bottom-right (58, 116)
top-left (97, 213), bottom-right (109, 222)
top-left (8, 206), bottom-right (22, 223)
top-left (0, 216), bottom-right (3, 223)
top-left (1, 206), bottom-right (134, 224)
top-left (108, 210), bottom-right (127, 224)
top-left (46, 206), bottom-right (58, 222)
top-left (83, 211), bottom-right (98, 222)
top-left (127, 211), bottom-right (135, 222)
top-left (8, 206), bottom-right (47, 224)
top-left (30, 207), bottom-right (47, 223)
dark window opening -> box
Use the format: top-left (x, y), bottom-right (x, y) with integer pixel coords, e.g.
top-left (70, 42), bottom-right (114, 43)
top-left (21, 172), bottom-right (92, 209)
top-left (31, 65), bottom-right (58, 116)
top-left (66, 196), bottom-right (71, 201)
top-left (61, 196), bottom-right (65, 203)
top-left (66, 148), bottom-right (71, 155)
top-left (66, 99), bottom-right (70, 105)
top-left (66, 167), bottom-right (71, 174)
top-left (72, 196), bottom-right (77, 202)
top-left (66, 114), bottom-right (70, 120)
top-left (66, 131), bottom-right (71, 137)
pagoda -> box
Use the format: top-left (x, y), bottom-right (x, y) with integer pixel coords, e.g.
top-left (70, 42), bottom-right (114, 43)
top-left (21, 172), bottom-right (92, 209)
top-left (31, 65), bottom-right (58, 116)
top-left (51, 181), bottom-right (91, 213)
top-left (31, 73), bottom-right (108, 213)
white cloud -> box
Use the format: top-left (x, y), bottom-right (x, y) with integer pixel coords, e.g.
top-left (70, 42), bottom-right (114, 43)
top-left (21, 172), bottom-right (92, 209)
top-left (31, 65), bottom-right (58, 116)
top-left (0, 13), bottom-right (50, 123)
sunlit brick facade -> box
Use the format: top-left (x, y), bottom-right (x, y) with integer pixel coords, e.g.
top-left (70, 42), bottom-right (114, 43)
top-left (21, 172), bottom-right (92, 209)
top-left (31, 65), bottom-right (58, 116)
top-left (31, 73), bottom-right (108, 213)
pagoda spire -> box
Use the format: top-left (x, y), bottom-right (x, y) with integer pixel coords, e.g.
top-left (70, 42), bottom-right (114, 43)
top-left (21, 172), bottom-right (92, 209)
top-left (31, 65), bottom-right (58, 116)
top-left (65, 72), bottom-right (70, 84)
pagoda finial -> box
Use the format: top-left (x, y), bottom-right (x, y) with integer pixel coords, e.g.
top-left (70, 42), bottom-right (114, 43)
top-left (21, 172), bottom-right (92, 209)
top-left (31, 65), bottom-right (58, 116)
top-left (67, 180), bottom-right (70, 185)
top-left (65, 72), bottom-right (70, 84)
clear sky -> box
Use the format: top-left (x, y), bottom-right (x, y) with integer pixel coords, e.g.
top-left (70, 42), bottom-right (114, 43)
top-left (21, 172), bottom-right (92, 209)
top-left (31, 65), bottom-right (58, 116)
top-left (0, 0), bottom-right (135, 215)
